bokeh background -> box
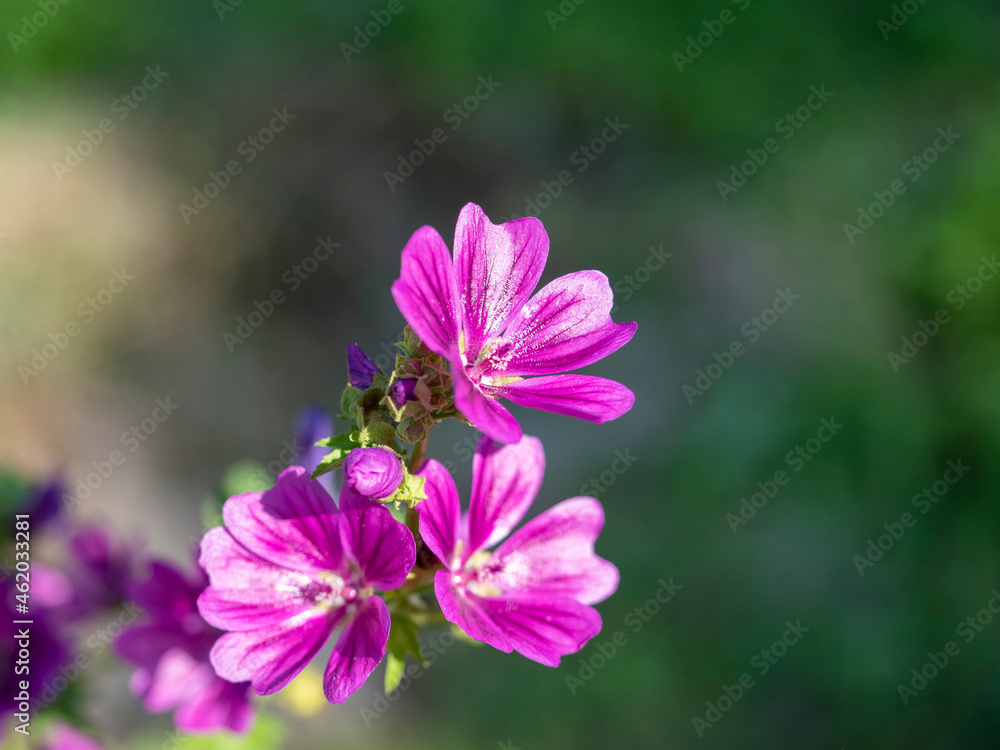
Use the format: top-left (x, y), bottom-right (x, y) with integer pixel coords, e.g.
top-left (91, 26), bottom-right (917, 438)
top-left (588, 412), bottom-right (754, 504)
top-left (2, 0), bottom-right (1000, 747)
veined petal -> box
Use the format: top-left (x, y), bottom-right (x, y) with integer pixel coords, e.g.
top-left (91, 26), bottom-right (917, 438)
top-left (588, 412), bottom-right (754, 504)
top-left (434, 570), bottom-right (513, 655)
top-left (453, 364), bottom-right (522, 445)
top-left (464, 591), bottom-right (603, 667)
top-left (197, 528), bottom-right (316, 631)
top-left (323, 597), bottom-right (390, 704)
top-left (488, 374), bottom-right (635, 424)
top-left (492, 497), bottom-right (619, 605)
top-left (391, 225), bottom-right (461, 358)
top-left (466, 436), bottom-right (544, 560)
top-left (209, 611), bottom-right (339, 695)
top-left (416, 459), bottom-right (463, 568)
top-left (453, 203), bottom-right (548, 362)
top-left (338, 489), bottom-right (415, 591)
top-left (486, 271), bottom-right (636, 377)
top-left (221, 467), bottom-right (343, 576)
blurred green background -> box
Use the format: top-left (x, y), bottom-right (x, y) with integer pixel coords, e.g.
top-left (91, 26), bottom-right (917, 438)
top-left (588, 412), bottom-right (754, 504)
top-left (2, 0), bottom-right (999, 747)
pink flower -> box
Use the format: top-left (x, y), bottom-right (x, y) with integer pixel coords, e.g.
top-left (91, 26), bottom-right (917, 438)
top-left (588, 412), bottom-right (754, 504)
top-left (417, 435), bottom-right (618, 665)
top-left (392, 203), bottom-right (637, 443)
top-left (197, 466), bottom-right (415, 704)
top-left (116, 559), bottom-right (254, 734)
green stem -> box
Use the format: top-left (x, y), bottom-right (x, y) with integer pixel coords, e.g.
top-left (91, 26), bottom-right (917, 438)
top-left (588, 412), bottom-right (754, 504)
top-left (409, 438), bottom-right (427, 473)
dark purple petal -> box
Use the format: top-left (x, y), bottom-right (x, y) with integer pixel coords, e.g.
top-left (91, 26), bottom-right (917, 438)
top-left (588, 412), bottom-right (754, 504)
top-left (323, 597), bottom-right (391, 703)
top-left (127, 560), bottom-right (203, 622)
top-left (486, 270), bottom-right (636, 377)
top-left (488, 374), bottom-right (635, 424)
top-left (26, 477), bottom-right (65, 529)
top-left (342, 447), bottom-right (403, 500)
top-left (452, 364), bottom-right (522, 444)
top-left (460, 591), bottom-right (603, 667)
top-left (346, 342), bottom-right (381, 388)
top-left (453, 203), bottom-right (549, 363)
top-left (221, 467), bottom-right (344, 576)
top-left (466, 436), bottom-right (544, 560)
top-left (198, 528), bottom-right (316, 631)
top-left (294, 407), bottom-right (335, 494)
top-left (210, 611), bottom-right (339, 695)
top-left (492, 497), bottom-right (619, 605)
top-left (433, 570), bottom-right (513, 655)
top-left (388, 378), bottom-right (418, 408)
top-left (116, 622), bottom-right (206, 677)
top-left (416, 459), bottom-right (463, 568)
top-left (174, 676), bottom-right (254, 735)
top-left (391, 225), bottom-right (461, 358)
top-left (338, 488), bottom-right (415, 590)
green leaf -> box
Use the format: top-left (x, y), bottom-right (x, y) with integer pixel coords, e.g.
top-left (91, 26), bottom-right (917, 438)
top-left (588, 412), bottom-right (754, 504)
top-left (384, 651), bottom-right (405, 694)
top-left (315, 433), bottom-right (358, 450)
top-left (359, 418), bottom-right (397, 446)
top-left (340, 384), bottom-right (363, 415)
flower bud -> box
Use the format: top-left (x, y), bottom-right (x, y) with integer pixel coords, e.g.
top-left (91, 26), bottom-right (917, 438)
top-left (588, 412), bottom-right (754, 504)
top-left (347, 342), bottom-right (380, 389)
top-left (342, 447), bottom-right (403, 500)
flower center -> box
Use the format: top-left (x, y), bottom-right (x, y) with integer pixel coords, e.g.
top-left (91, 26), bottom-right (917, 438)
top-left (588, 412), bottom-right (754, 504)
top-left (300, 571), bottom-right (361, 610)
top-left (453, 551), bottom-right (503, 597)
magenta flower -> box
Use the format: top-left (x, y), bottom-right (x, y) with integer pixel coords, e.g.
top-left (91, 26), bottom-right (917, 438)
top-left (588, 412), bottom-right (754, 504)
top-left (116, 559), bottom-right (254, 734)
top-left (392, 203), bottom-right (637, 443)
top-left (197, 466), bottom-right (415, 704)
top-left (417, 435), bottom-right (618, 665)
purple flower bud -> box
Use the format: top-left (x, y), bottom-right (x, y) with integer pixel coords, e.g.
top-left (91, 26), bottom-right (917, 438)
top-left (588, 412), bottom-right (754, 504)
top-left (388, 378), bottom-right (418, 409)
top-left (347, 342), bottom-right (381, 389)
top-left (342, 447), bottom-right (404, 499)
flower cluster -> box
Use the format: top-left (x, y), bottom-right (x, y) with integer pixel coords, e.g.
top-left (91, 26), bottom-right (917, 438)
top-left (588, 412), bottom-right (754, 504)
top-left (2, 203), bottom-right (636, 743)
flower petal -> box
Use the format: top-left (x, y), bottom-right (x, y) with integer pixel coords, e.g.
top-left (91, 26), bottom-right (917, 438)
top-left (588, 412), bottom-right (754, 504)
top-left (198, 527), bottom-right (315, 631)
top-left (342, 447), bottom-right (403, 500)
top-left (433, 570), bottom-right (513, 654)
top-left (346, 342), bottom-right (380, 389)
top-left (465, 591), bottom-right (603, 667)
top-left (175, 677), bottom-right (254, 735)
top-left (126, 560), bottom-right (203, 622)
top-left (221, 467), bottom-right (344, 576)
top-left (453, 203), bottom-right (548, 363)
top-left (209, 611), bottom-right (339, 695)
top-left (466, 435), bottom-right (544, 559)
top-left (338, 489), bottom-right (415, 590)
top-left (139, 647), bottom-right (212, 711)
top-left (486, 270), bottom-right (636, 377)
top-left (492, 497), bottom-right (619, 605)
top-left (488, 374), bottom-right (635, 424)
top-left (294, 406), bottom-right (335, 495)
top-left (453, 364), bottom-right (522, 444)
top-left (416, 459), bottom-right (463, 568)
top-left (323, 597), bottom-right (390, 704)
top-left (391, 225), bottom-right (461, 358)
